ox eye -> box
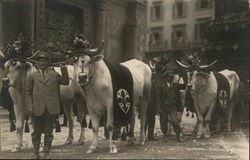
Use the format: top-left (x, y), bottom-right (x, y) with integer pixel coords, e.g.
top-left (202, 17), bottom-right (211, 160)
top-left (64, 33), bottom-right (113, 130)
top-left (11, 60), bottom-right (17, 66)
top-left (74, 56), bottom-right (78, 62)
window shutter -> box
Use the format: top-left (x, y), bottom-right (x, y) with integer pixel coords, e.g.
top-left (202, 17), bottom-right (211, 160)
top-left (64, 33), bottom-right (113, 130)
top-left (194, 23), bottom-right (199, 41)
top-left (183, 1), bottom-right (188, 17)
top-left (172, 3), bottom-right (176, 18)
top-left (171, 31), bottom-right (175, 48)
top-left (196, 0), bottom-right (200, 10)
top-left (208, 0), bottom-right (213, 8)
top-left (150, 6), bottom-right (154, 21)
top-left (160, 5), bottom-right (164, 21)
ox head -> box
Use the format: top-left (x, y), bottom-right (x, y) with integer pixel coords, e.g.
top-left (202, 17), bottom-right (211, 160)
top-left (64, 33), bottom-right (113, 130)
top-left (176, 59), bottom-right (217, 92)
top-left (73, 41), bottom-right (104, 86)
top-left (2, 59), bottom-right (31, 88)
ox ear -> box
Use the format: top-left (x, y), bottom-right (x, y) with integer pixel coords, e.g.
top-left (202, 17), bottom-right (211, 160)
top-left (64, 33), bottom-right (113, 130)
top-left (91, 54), bottom-right (104, 63)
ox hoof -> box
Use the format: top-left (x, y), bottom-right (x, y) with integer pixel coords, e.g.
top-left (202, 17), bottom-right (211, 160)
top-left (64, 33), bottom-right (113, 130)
top-left (10, 147), bottom-right (21, 153)
top-left (195, 134), bottom-right (202, 139)
top-left (64, 139), bottom-right (73, 145)
top-left (110, 147), bottom-right (118, 154)
top-left (86, 146), bottom-right (99, 154)
top-left (77, 141), bottom-right (84, 145)
top-left (204, 133), bottom-right (211, 139)
top-left (139, 140), bottom-right (145, 146)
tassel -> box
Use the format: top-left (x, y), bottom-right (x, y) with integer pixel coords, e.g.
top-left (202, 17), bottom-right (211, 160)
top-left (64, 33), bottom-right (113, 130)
top-left (81, 118), bottom-right (87, 128)
top-left (55, 119), bottom-right (61, 132)
top-left (191, 113), bottom-right (194, 118)
top-left (10, 121), bottom-right (16, 132)
top-left (186, 111), bottom-right (190, 117)
top-left (121, 128), bottom-right (127, 141)
top-left (88, 120), bottom-right (92, 129)
top-left (24, 120), bottom-right (30, 133)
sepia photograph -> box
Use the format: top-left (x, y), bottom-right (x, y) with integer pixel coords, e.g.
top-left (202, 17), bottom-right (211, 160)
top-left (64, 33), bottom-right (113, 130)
top-left (0, 0), bottom-right (249, 159)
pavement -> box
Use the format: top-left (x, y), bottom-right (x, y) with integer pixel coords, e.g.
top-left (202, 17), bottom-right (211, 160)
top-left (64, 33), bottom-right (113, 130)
top-left (0, 106), bottom-right (249, 159)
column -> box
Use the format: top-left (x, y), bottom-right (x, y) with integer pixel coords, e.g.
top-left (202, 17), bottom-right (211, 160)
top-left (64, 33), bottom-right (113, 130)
top-left (95, 0), bottom-right (106, 55)
top-left (124, 1), bottom-right (137, 61)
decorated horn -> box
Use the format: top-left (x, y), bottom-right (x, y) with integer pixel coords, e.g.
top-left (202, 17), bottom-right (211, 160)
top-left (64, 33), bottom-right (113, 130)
top-left (199, 60), bottom-right (218, 69)
top-left (176, 59), bottom-right (190, 69)
top-left (0, 50), bottom-right (5, 59)
top-left (27, 50), bottom-right (40, 59)
top-left (88, 40), bottom-right (105, 55)
top-left (149, 60), bottom-right (156, 69)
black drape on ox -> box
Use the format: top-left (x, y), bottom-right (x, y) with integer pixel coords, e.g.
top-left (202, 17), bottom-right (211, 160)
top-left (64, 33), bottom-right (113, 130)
top-left (104, 60), bottom-right (134, 140)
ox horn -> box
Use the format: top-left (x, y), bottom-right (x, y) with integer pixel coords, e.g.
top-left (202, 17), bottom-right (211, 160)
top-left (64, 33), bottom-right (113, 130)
top-left (199, 60), bottom-right (218, 69)
top-left (0, 50), bottom-right (5, 59)
top-left (27, 50), bottom-right (40, 59)
top-left (88, 40), bottom-right (105, 55)
top-left (176, 59), bottom-right (190, 69)
top-left (149, 60), bottom-right (156, 69)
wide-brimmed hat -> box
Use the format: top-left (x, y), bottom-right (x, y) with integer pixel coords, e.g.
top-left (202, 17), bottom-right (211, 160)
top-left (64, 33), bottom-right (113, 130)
top-left (36, 51), bottom-right (51, 62)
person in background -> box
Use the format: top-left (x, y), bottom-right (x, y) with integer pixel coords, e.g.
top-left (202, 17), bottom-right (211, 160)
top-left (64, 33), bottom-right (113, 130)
top-left (156, 70), bottom-right (185, 142)
top-left (25, 51), bottom-right (69, 159)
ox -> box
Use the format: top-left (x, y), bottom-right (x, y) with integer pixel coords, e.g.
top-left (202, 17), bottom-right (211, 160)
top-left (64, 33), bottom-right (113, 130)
top-left (1, 58), bottom-right (86, 152)
top-left (74, 47), bottom-right (152, 154)
top-left (176, 60), bottom-right (241, 138)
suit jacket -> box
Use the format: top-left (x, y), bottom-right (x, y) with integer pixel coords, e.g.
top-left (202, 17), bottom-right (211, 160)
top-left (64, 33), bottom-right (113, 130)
top-left (25, 67), bottom-right (69, 116)
top-left (156, 81), bottom-right (185, 112)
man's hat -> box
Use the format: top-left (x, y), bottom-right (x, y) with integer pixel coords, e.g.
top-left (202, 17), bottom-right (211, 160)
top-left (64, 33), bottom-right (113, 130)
top-left (163, 70), bottom-right (175, 77)
top-left (36, 51), bottom-right (50, 62)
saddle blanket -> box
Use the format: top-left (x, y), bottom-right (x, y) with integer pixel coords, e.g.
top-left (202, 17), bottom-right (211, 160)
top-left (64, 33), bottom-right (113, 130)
top-left (104, 59), bottom-right (133, 127)
top-left (213, 71), bottom-right (230, 111)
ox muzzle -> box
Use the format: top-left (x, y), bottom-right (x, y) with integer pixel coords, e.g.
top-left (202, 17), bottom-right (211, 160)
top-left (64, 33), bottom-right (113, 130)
top-left (78, 72), bottom-right (88, 86)
top-left (2, 77), bottom-right (10, 88)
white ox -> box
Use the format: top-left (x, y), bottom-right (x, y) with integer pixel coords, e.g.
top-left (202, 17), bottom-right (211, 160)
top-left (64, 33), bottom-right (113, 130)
top-left (1, 59), bottom-right (86, 152)
top-left (74, 49), bottom-right (152, 153)
top-left (176, 60), bottom-right (241, 139)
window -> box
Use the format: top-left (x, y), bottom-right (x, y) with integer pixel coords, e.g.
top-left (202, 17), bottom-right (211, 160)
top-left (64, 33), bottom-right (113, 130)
top-left (151, 1), bottom-right (164, 21)
top-left (196, 0), bottom-right (213, 10)
top-left (194, 18), bottom-right (211, 41)
top-left (172, 24), bottom-right (186, 48)
top-left (149, 27), bottom-right (165, 50)
top-left (173, 1), bottom-right (188, 18)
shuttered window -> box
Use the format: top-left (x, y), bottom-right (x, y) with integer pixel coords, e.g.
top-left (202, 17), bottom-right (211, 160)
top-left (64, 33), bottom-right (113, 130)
top-left (173, 1), bottom-right (188, 18)
top-left (196, 0), bottom-right (213, 10)
top-left (151, 1), bottom-right (164, 22)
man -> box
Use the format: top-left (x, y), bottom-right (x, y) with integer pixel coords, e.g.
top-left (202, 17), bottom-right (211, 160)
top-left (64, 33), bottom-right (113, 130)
top-left (156, 70), bottom-right (185, 142)
top-left (25, 51), bottom-right (69, 159)
top-left (145, 70), bottom-right (158, 141)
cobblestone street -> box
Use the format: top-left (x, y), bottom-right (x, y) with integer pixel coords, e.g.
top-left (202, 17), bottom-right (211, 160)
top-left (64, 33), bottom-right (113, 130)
top-left (0, 107), bottom-right (249, 159)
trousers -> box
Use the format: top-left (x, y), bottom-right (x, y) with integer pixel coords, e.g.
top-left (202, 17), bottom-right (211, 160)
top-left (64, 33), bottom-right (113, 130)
top-left (160, 108), bottom-right (182, 137)
top-left (31, 108), bottom-right (55, 153)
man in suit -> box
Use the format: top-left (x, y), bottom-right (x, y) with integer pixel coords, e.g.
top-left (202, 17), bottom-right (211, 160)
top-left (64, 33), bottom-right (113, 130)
top-left (156, 70), bottom-right (185, 142)
top-left (25, 51), bottom-right (69, 159)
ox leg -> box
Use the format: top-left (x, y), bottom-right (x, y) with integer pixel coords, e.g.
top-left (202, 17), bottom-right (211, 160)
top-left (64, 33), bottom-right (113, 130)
top-left (195, 112), bottom-right (204, 139)
top-left (127, 110), bottom-right (135, 146)
top-left (63, 102), bottom-right (74, 145)
top-left (86, 114), bottom-right (100, 154)
top-left (11, 104), bottom-right (24, 153)
top-left (226, 102), bottom-right (234, 133)
top-left (204, 103), bottom-right (216, 139)
top-left (138, 97), bottom-right (148, 145)
top-left (76, 101), bottom-right (86, 145)
top-left (105, 105), bottom-right (118, 154)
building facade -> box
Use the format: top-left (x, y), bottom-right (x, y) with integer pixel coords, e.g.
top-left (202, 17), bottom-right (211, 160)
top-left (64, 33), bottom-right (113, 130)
top-left (146, 0), bottom-right (214, 54)
top-left (0, 0), bottom-right (147, 62)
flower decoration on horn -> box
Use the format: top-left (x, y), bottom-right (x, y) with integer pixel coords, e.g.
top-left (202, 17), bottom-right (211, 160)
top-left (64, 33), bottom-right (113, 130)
top-left (0, 33), bottom-right (33, 61)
